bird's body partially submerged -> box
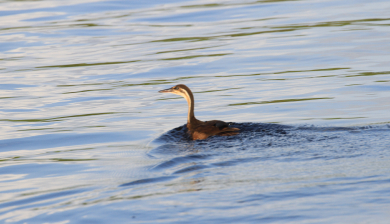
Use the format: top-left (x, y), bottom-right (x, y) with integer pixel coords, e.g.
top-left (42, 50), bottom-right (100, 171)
top-left (159, 84), bottom-right (239, 140)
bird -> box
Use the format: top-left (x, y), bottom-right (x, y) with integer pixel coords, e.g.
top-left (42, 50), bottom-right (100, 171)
top-left (159, 84), bottom-right (239, 140)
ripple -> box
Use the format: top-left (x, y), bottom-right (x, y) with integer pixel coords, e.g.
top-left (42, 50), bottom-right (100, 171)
top-left (119, 176), bottom-right (177, 187)
top-left (1, 0), bottom-right (390, 223)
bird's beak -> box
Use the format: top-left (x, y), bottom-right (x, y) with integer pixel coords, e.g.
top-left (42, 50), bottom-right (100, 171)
top-left (158, 87), bottom-right (173, 93)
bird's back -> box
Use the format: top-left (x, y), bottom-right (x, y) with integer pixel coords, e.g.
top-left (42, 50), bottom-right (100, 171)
top-left (187, 120), bottom-right (239, 140)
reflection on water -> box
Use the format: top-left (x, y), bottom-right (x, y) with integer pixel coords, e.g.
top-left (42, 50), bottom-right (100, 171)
top-left (1, 0), bottom-right (390, 223)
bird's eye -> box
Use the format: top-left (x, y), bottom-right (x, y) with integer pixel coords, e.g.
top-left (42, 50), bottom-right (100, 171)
top-left (175, 86), bottom-right (179, 90)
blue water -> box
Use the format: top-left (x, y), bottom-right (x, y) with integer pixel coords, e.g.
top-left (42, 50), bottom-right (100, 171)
top-left (1, 0), bottom-right (390, 223)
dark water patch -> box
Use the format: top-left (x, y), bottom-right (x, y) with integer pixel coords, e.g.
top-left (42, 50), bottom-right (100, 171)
top-left (162, 53), bottom-right (231, 61)
top-left (35, 60), bottom-right (140, 69)
top-left (345, 70), bottom-right (390, 77)
top-left (301, 152), bottom-right (364, 161)
top-left (151, 154), bottom-right (210, 171)
top-left (0, 112), bottom-right (121, 123)
top-left (253, 215), bottom-right (306, 223)
top-left (152, 125), bottom-right (191, 144)
top-left (323, 117), bottom-right (367, 121)
top-left (152, 123), bottom-right (309, 151)
top-left (296, 125), bottom-right (358, 132)
top-left (151, 123), bottom-right (390, 166)
top-left (229, 97), bottom-right (333, 106)
top-left (276, 67), bottom-right (350, 74)
top-left (154, 122), bottom-right (292, 142)
top-left (62, 88), bottom-right (114, 94)
top-left (150, 123), bottom-right (292, 156)
top-left (150, 36), bottom-right (208, 43)
top-left (212, 156), bottom-right (269, 167)
top-left (120, 176), bottom-right (177, 187)
top-left (173, 164), bottom-right (209, 174)
top-left (154, 45), bottom-right (221, 55)
top-left (273, 17), bottom-right (390, 31)
top-left (150, 27), bottom-right (304, 43)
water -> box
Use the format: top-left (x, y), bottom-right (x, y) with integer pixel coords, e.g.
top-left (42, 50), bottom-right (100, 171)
top-left (1, 0), bottom-right (390, 223)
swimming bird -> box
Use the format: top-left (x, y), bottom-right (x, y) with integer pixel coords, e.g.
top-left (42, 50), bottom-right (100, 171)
top-left (159, 84), bottom-right (239, 140)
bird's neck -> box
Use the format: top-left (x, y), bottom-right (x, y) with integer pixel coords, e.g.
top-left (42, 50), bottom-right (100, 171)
top-left (181, 89), bottom-right (199, 125)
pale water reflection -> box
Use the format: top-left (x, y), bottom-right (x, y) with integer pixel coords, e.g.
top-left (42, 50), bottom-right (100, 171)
top-left (1, 0), bottom-right (390, 223)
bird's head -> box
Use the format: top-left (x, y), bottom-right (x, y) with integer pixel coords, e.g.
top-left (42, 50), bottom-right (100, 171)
top-left (159, 84), bottom-right (191, 99)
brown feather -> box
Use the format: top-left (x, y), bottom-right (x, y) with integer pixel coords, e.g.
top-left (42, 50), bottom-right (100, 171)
top-left (159, 84), bottom-right (239, 140)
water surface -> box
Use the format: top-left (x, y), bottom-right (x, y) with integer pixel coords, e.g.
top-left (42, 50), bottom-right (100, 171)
top-left (1, 0), bottom-right (390, 223)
